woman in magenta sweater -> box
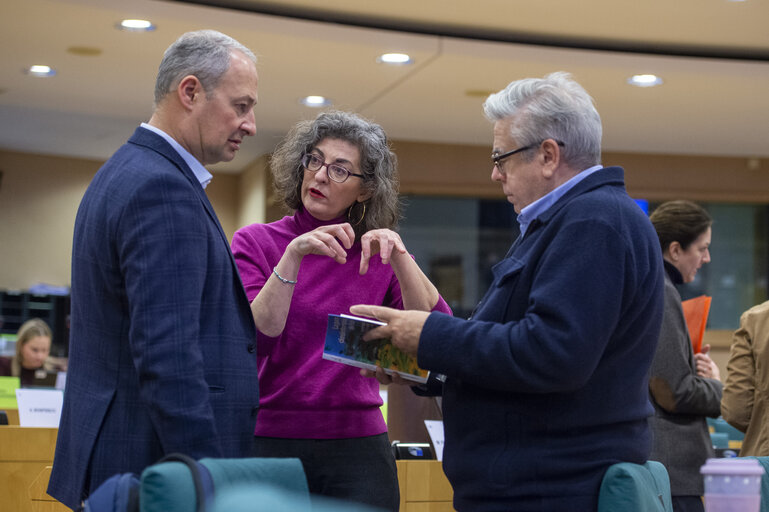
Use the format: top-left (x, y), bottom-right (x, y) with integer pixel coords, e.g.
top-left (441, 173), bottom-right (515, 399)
top-left (231, 110), bottom-right (450, 511)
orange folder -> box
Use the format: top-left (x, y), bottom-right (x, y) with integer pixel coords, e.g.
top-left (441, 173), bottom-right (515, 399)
top-left (681, 295), bottom-right (712, 354)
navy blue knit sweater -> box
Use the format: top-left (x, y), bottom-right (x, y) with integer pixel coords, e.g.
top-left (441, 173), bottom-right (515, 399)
top-left (420, 167), bottom-right (664, 511)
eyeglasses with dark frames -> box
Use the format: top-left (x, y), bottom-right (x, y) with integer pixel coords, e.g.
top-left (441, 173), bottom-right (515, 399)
top-left (301, 153), bottom-right (365, 183)
top-left (491, 139), bottom-right (565, 168)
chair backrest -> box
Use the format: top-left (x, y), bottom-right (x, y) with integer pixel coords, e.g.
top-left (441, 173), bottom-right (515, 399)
top-left (712, 417), bottom-right (746, 442)
top-left (211, 483), bottom-right (386, 512)
top-left (597, 461), bottom-right (673, 512)
top-left (710, 432), bottom-right (730, 449)
top-left (140, 457), bottom-right (308, 512)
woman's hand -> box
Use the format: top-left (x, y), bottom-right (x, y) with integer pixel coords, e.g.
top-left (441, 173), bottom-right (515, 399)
top-left (251, 223), bottom-right (354, 337)
top-left (359, 228), bottom-right (407, 274)
top-left (358, 229), bottom-right (440, 311)
top-left (695, 344), bottom-right (721, 381)
top-left (286, 223), bottom-right (356, 264)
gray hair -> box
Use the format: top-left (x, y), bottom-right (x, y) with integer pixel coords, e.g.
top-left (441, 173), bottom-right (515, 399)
top-left (271, 110), bottom-right (400, 239)
top-left (154, 29), bottom-right (256, 106)
top-left (483, 71), bottom-right (602, 170)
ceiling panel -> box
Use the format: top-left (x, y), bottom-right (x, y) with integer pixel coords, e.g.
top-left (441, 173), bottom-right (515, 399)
top-left (0, 0), bottom-right (767, 175)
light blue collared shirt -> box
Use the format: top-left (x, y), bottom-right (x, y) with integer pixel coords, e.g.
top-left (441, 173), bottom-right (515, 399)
top-left (516, 165), bottom-right (604, 237)
top-left (140, 122), bottom-right (213, 189)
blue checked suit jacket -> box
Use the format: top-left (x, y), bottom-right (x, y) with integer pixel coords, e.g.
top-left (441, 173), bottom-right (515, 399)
top-left (47, 127), bottom-right (259, 509)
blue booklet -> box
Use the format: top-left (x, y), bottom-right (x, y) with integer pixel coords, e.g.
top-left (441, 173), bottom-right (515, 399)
top-left (323, 314), bottom-right (429, 383)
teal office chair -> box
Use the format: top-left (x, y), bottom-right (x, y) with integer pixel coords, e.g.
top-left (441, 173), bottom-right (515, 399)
top-left (709, 416), bottom-right (746, 442)
top-left (140, 456), bottom-right (309, 512)
top-left (597, 461), bottom-right (673, 512)
top-left (710, 432), bottom-right (729, 449)
top-left (211, 484), bottom-right (385, 512)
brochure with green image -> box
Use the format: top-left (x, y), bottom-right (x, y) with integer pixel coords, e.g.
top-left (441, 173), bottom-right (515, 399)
top-left (323, 314), bottom-right (428, 383)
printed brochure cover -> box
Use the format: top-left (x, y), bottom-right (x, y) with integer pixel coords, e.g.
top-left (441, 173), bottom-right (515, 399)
top-left (323, 314), bottom-right (428, 383)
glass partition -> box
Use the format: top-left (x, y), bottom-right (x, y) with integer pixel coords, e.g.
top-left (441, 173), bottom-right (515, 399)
top-left (400, 196), bottom-right (768, 330)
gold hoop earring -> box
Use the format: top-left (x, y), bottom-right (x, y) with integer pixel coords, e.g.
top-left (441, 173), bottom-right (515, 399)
top-left (347, 202), bottom-right (366, 226)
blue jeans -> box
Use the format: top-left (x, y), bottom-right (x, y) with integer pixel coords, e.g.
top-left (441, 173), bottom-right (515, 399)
top-left (253, 433), bottom-right (399, 511)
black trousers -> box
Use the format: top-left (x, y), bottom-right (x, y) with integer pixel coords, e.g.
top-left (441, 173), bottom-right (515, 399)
top-left (672, 495), bottom-right (704, 512)
top-left (253, 433), bottom-right (399, 511)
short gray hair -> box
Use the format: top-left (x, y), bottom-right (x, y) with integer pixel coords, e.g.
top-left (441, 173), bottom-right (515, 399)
top-left (483, 71), bottom-right (602, 170)
top-left (154, 29), bottom-right (256, 106)
top-left (271, 110), bottom-right (400, 239)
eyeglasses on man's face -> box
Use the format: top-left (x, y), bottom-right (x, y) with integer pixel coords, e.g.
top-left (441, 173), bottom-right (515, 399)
top-left (491, 140), bottom-right (565, 169)
top-left (301, 153), bottom-right (365, 183)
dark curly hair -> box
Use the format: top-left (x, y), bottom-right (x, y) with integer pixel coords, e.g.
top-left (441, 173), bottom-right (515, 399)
top-left (270, 110), bottom-right (400, 239)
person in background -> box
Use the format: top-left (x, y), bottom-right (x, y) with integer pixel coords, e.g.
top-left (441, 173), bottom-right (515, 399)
top-left (0, 318), bottom-right (53, 386)
top-left (231, 110), bottom-right (451, 511)
top-left (647, 200), bottom-right (722, 512)
top-left (351, 72), bottom-right (665, 511)
top-left (48, 30), bottom-right (260, 509)
top-left (721, 300), bottom-right (769, 456)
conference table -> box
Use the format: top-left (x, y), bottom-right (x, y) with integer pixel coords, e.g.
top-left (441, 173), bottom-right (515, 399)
top-left (0, 409), bottom-right (454, 512)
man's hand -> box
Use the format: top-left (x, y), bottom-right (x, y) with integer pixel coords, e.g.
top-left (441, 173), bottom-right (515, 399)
top-left (349, 305), bottom-right (429, 358)
top-left (359, 366), bottom-right (412, 386)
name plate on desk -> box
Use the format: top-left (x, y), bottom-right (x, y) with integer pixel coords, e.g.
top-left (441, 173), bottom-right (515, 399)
top-left (15, 388), bottom-right (63, 427)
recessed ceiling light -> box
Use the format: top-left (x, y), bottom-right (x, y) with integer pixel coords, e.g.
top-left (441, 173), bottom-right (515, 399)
top-left (117, 19), bottom-right (155, 31)
top-left (300, 95), bottom-right (332, 108)
top-left (376, 53), bottom-right (413, 65)
top-left (627, 74), bottom-right (663, 87)
top-left (25, 65), bottom-right (56, 77)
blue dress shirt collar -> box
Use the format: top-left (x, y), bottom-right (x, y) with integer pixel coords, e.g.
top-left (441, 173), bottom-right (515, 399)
top-left (140, 123), bottom-right (213, 189)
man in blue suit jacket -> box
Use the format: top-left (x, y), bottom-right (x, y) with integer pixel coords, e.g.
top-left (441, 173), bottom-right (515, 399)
top-left (352, 72), bottom-right (664, 511)
top-left (48, 30), bottom-right (260, 510)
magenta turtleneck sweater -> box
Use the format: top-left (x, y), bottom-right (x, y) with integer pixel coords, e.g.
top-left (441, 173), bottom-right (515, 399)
top-left (232, 207), bottom-right (451, 438)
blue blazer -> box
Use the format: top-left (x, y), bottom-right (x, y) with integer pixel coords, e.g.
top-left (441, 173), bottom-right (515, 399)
top-left (48, 127), bottom-right (259, 509)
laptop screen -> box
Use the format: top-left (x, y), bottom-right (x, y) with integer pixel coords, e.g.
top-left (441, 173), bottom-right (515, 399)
top-left (23, 370), bottom-right (58, 389)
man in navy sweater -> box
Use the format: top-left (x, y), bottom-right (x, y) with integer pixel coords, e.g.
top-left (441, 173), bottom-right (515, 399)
top-left (353, 72), bottom-right (664, 511)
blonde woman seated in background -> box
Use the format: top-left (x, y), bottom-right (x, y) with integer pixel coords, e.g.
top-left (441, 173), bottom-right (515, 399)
top-left (722, 300), bottom-right (769, 456)
top-left (0, 318), bottom-right (54, 386)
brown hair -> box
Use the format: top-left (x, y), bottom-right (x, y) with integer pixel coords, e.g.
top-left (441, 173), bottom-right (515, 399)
top-left (649, 200), bottom-right (712, 253)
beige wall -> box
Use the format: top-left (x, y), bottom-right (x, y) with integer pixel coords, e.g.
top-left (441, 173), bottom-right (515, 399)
top-left (0, 149), bottom-right (263, 290)
top-left (0, 143), bottom-right (765, 376)
top-left (0, 151), bottom-right (98, 290)
top-left (3, 143), bottom-right (769, 291)
top-left (392, 140), bottom-right (769, 202)
top-left (237, 154), bottom-right (270, 229)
